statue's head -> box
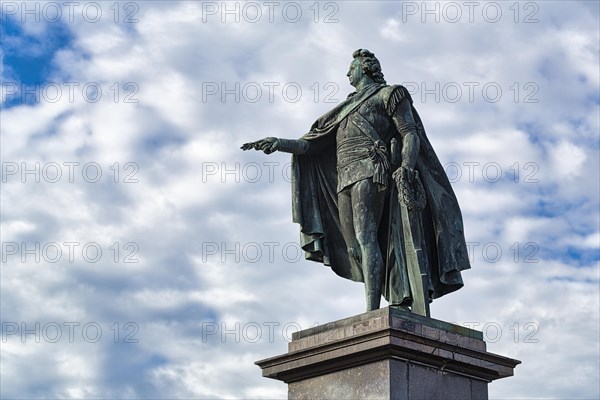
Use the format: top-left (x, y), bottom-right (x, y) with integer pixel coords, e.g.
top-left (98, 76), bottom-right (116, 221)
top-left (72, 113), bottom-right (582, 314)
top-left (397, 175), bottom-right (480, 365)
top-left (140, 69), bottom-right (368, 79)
top-left (348, 49), bottom-right (387, 86)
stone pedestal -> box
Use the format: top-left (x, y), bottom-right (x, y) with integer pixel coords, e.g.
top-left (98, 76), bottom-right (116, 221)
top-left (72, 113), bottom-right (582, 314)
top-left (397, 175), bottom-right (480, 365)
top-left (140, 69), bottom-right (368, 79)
top-left (256, 307), bottom-right (520, 399)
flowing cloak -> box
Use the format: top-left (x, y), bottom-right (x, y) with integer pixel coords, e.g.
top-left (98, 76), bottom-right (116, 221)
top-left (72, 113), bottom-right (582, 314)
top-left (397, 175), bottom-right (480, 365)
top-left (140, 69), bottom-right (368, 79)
top-left (291, 84), bottom-right (470, 303)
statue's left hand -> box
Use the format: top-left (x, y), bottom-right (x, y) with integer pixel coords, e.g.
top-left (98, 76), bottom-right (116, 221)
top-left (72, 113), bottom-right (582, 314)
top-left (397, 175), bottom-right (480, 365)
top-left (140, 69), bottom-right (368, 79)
top-left (393, 166), bottom-right (415, 185)
top-left (393, 166), bottom-right (426, 210)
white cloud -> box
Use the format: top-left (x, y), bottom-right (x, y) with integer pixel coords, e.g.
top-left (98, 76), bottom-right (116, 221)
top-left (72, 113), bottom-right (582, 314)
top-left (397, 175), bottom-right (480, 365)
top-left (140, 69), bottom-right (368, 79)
top-left (1, 1), bottom-right (599, 398)
top-left (548, 140), bottom-right (587, 180)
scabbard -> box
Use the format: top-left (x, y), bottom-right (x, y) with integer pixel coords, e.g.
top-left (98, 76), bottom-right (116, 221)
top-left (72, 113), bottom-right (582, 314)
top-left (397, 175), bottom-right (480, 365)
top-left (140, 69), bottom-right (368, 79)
top-left (399, 192), bottom-right (431, 317)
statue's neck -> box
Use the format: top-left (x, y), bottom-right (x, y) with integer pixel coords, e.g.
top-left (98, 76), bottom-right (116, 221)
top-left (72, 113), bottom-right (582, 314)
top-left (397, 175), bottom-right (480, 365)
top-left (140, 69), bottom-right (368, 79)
top-left (354, 78), bottom-right (377, 93)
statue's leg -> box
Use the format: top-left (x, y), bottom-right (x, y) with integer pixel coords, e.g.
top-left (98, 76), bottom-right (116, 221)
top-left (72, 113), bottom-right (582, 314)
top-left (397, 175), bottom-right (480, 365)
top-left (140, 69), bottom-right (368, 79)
top-left (350, 179), bottom-right (386, 312)
top-left (338, 188), bottom-right (361, 263)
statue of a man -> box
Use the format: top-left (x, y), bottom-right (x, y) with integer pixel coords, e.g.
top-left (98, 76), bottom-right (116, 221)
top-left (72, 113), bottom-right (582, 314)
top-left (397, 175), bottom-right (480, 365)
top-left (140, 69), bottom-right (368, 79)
top-left (242, 49), bottom-right (470, 314)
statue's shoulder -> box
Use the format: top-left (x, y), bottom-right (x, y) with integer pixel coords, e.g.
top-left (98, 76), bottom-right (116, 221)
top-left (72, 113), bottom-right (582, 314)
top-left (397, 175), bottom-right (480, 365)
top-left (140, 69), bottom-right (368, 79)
top-left (381, 84), bottom-right (410, 97)
top-left (381, 84), bottom-right (412, 112)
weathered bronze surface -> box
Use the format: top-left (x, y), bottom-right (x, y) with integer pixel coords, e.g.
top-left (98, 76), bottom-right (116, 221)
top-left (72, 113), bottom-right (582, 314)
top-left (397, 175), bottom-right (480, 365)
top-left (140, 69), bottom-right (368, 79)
top-left (242, 49), bottom-right (470, 314)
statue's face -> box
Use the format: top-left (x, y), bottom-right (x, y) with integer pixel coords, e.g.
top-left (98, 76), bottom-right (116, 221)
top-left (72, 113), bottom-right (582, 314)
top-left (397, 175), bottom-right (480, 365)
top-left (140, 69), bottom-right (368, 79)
top-left (346, 59), bottom-right (363, 88)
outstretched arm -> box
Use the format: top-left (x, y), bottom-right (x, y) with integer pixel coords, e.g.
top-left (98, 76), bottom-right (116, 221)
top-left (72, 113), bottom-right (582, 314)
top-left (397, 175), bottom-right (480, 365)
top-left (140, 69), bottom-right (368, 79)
top-left (241, 137), bottom-right (310, 155)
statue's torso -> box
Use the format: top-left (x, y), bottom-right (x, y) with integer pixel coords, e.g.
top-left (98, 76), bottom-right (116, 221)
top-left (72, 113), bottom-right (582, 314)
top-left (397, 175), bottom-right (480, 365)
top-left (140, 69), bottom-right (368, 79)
top-left (336, 87), bottom-right (398, 192)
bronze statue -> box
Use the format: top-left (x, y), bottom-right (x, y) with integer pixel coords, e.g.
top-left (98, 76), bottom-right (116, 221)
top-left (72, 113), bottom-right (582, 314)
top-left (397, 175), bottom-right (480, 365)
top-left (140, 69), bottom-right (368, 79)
top-left (242, 49), bottom-right (470, 315)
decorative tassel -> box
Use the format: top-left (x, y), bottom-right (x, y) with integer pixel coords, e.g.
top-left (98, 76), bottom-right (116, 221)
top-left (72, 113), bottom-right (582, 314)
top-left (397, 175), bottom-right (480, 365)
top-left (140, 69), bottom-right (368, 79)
top-left (369, 140), bottom-right (390, 191)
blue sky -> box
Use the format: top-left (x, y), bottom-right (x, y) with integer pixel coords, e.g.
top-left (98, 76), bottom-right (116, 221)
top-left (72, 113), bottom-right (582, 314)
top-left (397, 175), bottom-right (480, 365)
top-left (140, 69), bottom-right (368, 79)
top-left (1, 1), bottom-right (599, 398)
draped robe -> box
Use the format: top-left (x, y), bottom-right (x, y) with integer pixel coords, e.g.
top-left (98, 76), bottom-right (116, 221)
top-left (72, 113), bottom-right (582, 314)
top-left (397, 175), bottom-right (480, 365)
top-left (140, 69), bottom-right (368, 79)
top-left (290, 84), bottom-right (470, 304)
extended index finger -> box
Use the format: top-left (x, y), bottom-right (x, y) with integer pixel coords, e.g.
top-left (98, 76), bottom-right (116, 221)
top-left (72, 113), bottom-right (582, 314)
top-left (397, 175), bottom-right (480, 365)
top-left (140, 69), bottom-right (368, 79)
top-left (241, 142), bottom-right (257, 150)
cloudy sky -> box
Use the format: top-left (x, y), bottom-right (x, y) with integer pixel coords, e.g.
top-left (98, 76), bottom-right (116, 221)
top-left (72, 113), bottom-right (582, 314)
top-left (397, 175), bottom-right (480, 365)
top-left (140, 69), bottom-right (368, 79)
top-left (1, 0), bottom-right (598, 398)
